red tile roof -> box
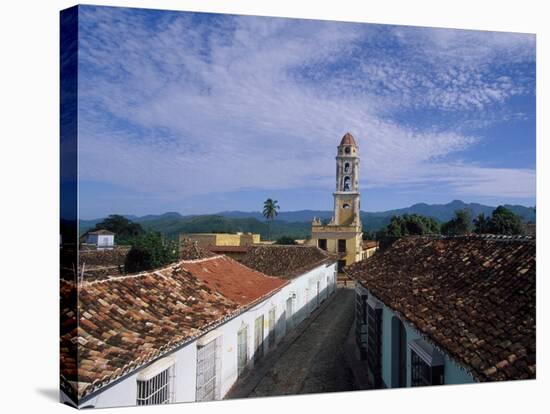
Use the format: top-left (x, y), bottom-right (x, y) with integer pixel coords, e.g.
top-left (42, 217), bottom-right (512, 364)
top-left (61, 256), bottom-right (287, 401)
top-left (180, 255), bottom-right (288, 305)
top-left (179, 239), bottom-right (216, 260)
top-left (87, 229), bottom-right (115, 235)
top-left (239, 245), bottom-right (336, 279)
top-left (206, 245), bottom-right (249, 253)
top-left (346, 235), bottom-right (536, 382)
top-left (362, 240), bottom-right (379, 250)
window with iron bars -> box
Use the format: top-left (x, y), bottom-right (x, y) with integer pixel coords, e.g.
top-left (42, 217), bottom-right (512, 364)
top-left (411, 350), bottom-right (444, 387)
top-left (136, 363), bottom-right (175, 405)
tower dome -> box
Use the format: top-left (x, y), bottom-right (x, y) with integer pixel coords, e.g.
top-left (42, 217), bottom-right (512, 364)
top-left (339, 132), bottom-right (357, 147)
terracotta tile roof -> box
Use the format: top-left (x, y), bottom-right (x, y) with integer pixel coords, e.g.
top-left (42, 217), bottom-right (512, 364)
top-left (180, 255), bottom-right (288, 305)
top-left (61, 255), bottom-right (287, 401)
top-left (87, 229), bottom-right (115, 235)
top-left (346, 235), bottom-right (536, 382)
top-left (339, 132), bottom-right (357, 147)
top-left (239, 245), bottom-right (336, 279)
top-left (79, 246), bottom-right (130, 267)
top-left (362, 240), bottom-right (379, 250)
top-left (179, 239), bottom-right (216, 260)
top-left (206, 245), bottom-right (249, 253)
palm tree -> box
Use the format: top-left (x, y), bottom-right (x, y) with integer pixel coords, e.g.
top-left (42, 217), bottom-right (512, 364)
top-left (262, 198), bottom-right (280, 241)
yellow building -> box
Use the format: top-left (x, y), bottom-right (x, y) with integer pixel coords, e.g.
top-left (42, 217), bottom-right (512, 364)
top-left (310, 133), bottom-right (364, 271)
top-left (179, 232), bottom-right (261, 248)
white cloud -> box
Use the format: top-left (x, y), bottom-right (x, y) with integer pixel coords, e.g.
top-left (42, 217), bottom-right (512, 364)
top-left (76, 7), bottom-right (535, 208)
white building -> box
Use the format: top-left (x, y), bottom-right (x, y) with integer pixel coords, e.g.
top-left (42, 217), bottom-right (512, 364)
top-left (60, 245), bottom-right (337, 408)
top-left (84, 229), bottom-right (115, 249)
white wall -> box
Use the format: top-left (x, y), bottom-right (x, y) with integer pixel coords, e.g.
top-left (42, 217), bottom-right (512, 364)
top-left (73, 261), bottom-right (337, 408)
top-left (85, 234), bottom-right (114, 247)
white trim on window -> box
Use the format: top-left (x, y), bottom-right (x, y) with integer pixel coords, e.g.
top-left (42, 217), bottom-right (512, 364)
top-left (408, 338), bottom-right (444, 366)
top-left (137, 355), bottom-right (176, 381)
top-left (197, 329), bottom-right (222, 347)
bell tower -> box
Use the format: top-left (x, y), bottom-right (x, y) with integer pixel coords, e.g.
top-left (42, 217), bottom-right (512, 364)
top-left (334, 133), bottom-right (361, 227)
top-left (311, 132), bottom-right (364, 270)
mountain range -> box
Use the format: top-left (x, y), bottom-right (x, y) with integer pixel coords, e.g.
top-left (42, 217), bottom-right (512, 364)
top-left (79, 200), bottom-right (535, 240)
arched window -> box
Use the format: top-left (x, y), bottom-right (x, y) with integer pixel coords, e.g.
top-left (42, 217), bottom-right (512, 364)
top-left (344, 162), bottom-right (350, 173)
top-left (343, 176), bottom-right (351, 191)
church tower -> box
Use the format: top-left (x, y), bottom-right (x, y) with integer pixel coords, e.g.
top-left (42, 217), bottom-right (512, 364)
top-left (311, 133), bottom-right (364, 271)
top-left (334, 132), bottom-right (361, 227)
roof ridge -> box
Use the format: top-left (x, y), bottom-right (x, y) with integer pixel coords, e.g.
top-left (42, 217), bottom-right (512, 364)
top-left (179, 254), bottom-right (224, 264)
top-left (400, 234), bottom-right (535, 243)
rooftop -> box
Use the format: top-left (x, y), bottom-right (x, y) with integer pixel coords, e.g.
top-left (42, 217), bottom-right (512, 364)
top-left (180, 255), bottom-right (288, 305)
top-left (86, 229), bottom-right (115, 236)
top-left (362, 240), bottom-right (379, 250)
top-left (206, 245), bottom-right (249, 253)
top-left (238, 245), bottom-right (336, 279)
top-left (179, 239), bottom-right (216, 260)
top-left (346, 235), bottom-right (536, 382)
top-left (61, 255), bottom-right (287, 400)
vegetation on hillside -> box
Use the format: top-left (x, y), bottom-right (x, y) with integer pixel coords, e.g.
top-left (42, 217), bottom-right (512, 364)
top-left (376, 214), bottom-right (440, 238)
top-left (441, 209), bottom-right (472, 236)
top-left (275, 236), bottom-right (298, 245)
top-left (79, 202), bottom-right (530, 248)
top-left (473, 206), bottom-right (524, 235)
top-left (87, 214), bottom-right (145, 245)
top-left (124, 232), bottom-right (179, 273)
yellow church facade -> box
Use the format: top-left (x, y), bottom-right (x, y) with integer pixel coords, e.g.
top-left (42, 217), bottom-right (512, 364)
top-left (310, 133), bottom-right (364, 271)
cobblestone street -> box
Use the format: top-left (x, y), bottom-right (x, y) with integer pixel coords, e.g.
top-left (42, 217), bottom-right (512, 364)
top-left (227, 286), bottom-right (358, 399)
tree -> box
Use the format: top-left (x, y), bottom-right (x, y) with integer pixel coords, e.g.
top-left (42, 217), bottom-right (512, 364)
top-left (124, 232), bottom-right (178, 273)
top-left (275, 236), bottom-right (298, 245)
top-left (473, 213), bottom-right (490, 234)
top-left (362, 230), bottom-right (377, 241)
top-left (441, 209), bottom-right (472, 236)
top-left (90, 214), bottom-right (145, 245)
top-left (487, 206), bottom-right (524, 235)
top-left (262, 198), bottom-right (280, 241)
top-left (385, 214), bottom-right (440, 237)
top-left (473, 206), bottom-right (523, 235)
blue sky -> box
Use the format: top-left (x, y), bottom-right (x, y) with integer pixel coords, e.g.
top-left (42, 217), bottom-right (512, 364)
top-left (76, 6), bottom-right (536, 219)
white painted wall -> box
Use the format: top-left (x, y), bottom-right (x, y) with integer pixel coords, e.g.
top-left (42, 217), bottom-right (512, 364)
top-left (71, 261), bottom-right (338, 408)
top-left (85, 234), bottom-right (114, 247)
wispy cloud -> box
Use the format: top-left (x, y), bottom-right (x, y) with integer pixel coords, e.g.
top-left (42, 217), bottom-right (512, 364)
top-left (76, 6), bottom-right (535, 214)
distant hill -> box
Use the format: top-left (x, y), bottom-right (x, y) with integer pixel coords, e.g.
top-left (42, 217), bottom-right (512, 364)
top-left (79, 213), bottom-right (311, 240)
top-left (220, 200), bottom-right (535, 231)
top-left (79, 200), bottom-right (535, 239)
top-left (218, 209), bottom-right (333, 222)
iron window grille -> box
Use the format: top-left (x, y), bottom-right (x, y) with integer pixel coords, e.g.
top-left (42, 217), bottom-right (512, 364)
top-left (268, 307), bottom-right (276, 347)
top-left (355, 292), bottom-right (368, 360)
top-left (409, 339), bottom-right (444, 387)
top-left (196, 335), bottom-right (222, 401)
top-left (366, 299), bottom-right (383, 387)
top-left (254, 315), bottom-right (264, 362)
top-left (136, 357), bottom-right (176, 406)
top-left (237, 324), bottom-right (249, 377)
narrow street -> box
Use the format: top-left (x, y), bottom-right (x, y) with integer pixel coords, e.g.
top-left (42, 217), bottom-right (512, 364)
top-left (227, 286), bottom-right (358, 399)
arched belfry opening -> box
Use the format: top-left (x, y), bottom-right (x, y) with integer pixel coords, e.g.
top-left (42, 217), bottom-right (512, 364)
top-left (343, 176), bottom-right (351, 191)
